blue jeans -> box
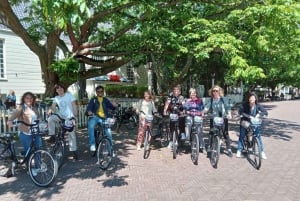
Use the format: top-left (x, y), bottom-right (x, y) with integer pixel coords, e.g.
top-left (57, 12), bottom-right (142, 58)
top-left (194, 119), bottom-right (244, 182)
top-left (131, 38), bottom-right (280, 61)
top-left (19, 132), bottom-right (42, 155)
top-left (238, 126), bottom-right (264, 152)
top-left (88, 116), bottom-right (112, 146)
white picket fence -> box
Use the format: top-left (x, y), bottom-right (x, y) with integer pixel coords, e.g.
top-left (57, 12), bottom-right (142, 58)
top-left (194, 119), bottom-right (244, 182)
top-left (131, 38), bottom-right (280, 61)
top-left (0, 95), bottom-right (242, 134)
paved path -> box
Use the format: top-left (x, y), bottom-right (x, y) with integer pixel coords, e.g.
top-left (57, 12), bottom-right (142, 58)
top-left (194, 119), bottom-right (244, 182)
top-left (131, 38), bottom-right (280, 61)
top-left (1, 100), bottom-right (300, 201)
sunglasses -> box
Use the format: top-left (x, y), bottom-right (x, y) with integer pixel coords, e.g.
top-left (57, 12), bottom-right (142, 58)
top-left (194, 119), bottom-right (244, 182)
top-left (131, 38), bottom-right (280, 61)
top-left (212, 89), bottom-right (219, 92)
top-left (96, 90), bottom-right (103, 93)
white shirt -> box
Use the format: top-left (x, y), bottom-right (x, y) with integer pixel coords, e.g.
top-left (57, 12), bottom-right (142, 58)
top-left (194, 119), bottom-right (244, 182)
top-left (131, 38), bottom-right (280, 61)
top-left (53, 92), bottom-right (76, 119)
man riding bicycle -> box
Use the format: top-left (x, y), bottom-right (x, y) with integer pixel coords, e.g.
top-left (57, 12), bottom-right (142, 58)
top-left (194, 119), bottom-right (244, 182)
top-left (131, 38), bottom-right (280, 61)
top-left (86, 85), bottom-right (118, 152)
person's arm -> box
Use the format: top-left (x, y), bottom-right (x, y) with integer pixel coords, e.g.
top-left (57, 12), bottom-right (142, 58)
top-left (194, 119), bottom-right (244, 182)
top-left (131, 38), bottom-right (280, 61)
top-left (47, 103), bottom-right (57, 115)
top-left (7, 107), bottom-right (22, 127)
top-left (72, 101), bottom-right (78, 117)
top-left (163, 99), bottom-right (170, 115)
top-left (257, 104), bottom-right (268, 117)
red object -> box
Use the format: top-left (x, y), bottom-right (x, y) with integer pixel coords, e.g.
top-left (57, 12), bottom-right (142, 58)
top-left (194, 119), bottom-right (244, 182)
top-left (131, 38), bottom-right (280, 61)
top-left (109, 75), bottom-right (120, 82)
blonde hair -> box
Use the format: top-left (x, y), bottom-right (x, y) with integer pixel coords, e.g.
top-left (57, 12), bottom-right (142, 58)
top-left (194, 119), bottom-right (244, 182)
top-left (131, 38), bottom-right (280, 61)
top-left (208, 85), bottom-right (224, 97)
top-left (189, 88), bottom-right (197, 95)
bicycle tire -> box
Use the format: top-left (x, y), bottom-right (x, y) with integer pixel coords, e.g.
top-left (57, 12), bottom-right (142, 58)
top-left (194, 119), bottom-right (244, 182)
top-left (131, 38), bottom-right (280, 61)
top-left (160, 124), bottom-right (169, 147)
top-left (210, 134), bottom-right (220, 168)
top-left (28, 149), bottom-right (58, 187)
top-left (191, 133), bottom-right (199, 165)
top-left (172, 130), bottom-right (178, 159)
top-left (143, 127), bottom-right (151, 159)
top-left (52, 140), bottom-right (65, 169)
top-left (0, 144), bottom-right (13, 177)
top-left (97, 138), bottom-right (112, 170)
top-left (247, 136), bottom-right (262, 170)
top-left (126, 116), bottom-right (138, 130)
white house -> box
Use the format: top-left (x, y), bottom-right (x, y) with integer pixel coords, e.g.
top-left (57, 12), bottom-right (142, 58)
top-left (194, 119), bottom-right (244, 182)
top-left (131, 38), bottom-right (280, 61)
top-left (0, 24), bottom-right (45, 104)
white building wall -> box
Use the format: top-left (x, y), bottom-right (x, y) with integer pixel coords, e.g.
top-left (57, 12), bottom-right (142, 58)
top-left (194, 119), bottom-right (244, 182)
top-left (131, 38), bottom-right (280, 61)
top-left (0, 29), bottom-right (45, 104)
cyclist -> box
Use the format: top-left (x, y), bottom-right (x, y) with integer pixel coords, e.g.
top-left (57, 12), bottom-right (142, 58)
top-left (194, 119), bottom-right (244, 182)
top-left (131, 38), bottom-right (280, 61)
top-left (86, 85), bottom-right (118, 152)
top-left (183, 88), bottom-right (205, 152)
top-left (204, 85), bottom-right (233, 157)
top-left (135, 90), bottom-right (157, 151)
top-left (237, 92), bottom-right (268, 159)
top-left (163, 85), bottom-right (185, 149)
top-left (7, 92), bottom-right (41, 157)
top-left (47, 83), bottom-right (79, 160)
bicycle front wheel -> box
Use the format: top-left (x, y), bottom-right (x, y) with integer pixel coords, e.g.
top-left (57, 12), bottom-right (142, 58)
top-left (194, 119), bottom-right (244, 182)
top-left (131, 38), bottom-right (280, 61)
top-left (160, 124), bottom-right (170, 147)
top-left (247, 136), bottom-right (262, 170)
top-left (210, 134), bottom-right (220, 168)
top-left (143, 127), bottom-right (151, 159)
top-left (28, 149), bottom-right (58, 187)
top-left (191, 133), bottom-right (199, 165)
top-left (52, 140), bottom-right (65, 169)
top-left (97, 138), bottom-right (112, 170)
top-left (172, 130), bottom-right (178, 159)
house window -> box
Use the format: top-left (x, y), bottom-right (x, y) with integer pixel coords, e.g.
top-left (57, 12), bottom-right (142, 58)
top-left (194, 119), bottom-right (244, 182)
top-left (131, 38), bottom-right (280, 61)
top-left (126, 65), bottom-right (134, 82)
top-left (0, 39), bottom-right (5, 79)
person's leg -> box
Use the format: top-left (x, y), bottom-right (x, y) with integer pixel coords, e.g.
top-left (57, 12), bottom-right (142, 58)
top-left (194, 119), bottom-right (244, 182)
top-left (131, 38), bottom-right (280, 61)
top-left (19, 132), bottom-right (31, 155)
top-left (179, 116), bottom-right (185, 139)
top-left (237, 126), bottom-right (246, 157)
top-left (136, 119), bottom-right (146, 149)
top-left (223, 118), bottom-right (232, 156)
top-left (87, 116), bottom-right (99, 149)
top-left (197, 124), bottom-right (205, 151)
top-left (185, 124), bottom-right (192, 141)
top-left (47, 115), bottom-right (60, 143)
top-left (68, 129), bottom-right (77, 152)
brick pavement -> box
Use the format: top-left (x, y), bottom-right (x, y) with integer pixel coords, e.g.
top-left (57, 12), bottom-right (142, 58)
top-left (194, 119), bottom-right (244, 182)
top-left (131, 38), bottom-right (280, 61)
top-left (1, 100), bottom-right (300, 201)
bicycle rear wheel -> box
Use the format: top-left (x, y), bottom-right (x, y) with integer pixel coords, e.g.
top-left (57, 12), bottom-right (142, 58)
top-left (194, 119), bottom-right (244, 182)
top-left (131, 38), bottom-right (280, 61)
top-left (191, 133), bottom-right (199, 165)
top-left (172, 130), bottom-right (178, 159)
top-left (52, 140), bottom-right (65, 169)
top-left (210, 134), bottom-right (220, 168)
top-left (143, 127), bottom-right (151, 159)
top-left (28, 149), bottom-right (58, 187)
top-left (247, 136), bottom-right (262, 170)
top-left (97, 138), bottom-right (112, 170)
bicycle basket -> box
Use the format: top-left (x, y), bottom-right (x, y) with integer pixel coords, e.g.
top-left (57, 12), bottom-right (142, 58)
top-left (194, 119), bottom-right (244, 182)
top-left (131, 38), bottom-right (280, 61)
top-left (63, 119), bottom-right (74, 132)
top-left (39, 121), bottom-right (48, 134)
top-left (170, 113), bottom-right (179, 121)
top-left (185, 116), bottom-right (193, 125)
top-left (194, 116), bottom-right (203, 124)
top-left (240, 120), bottom-right (251, 129)
top-left (250, 117), bottom-right (262, 126)
top-left (105, 118), bottom-right (116, 126)
top-left (213, 117), bottom-right (224, 126)
top-left (145, 115), bottom-right (154, 123)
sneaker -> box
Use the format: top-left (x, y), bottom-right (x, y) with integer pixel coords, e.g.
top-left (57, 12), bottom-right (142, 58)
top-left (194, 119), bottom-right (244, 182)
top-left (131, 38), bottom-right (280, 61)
top-left (236, 150), bottom-right (242, 158)
top-left (199, 147), bottom-right (206, 154)
top-left (181, 133), bottom-right (186, 140)
top-left (31, 168), bottom-right (40, 177)
top-left (227, 149), bottom-right (233, 158)
top-left (136, 145), bottom-right (141, 151)
top-left (261, 152), bottom-right (267, 160)
top-left (47, 136), bottom-right (56, 144)
top-left (167, 142), bottom-right (173, 149)
top-left (90, 144), bottom-right (96, 152)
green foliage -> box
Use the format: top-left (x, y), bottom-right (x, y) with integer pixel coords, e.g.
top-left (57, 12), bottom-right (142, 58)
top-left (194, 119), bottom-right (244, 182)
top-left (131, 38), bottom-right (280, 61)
top-left (104, 84), bottom-right (147, 98)
top-left (49, 57), bottom-right (80, 82)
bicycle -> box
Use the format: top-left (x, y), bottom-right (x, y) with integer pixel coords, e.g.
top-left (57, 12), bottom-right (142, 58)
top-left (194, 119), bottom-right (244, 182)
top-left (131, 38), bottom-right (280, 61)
top-left (91, 116), bottom-right (116, 170)
top-left (240, 113), bottom-right (264, 170)
top-left (169, 108), bottom-right (182, 159)
top-left (185, 115), bottom-right (203, 165)
top-left (206, 115), bottom-right (225, 168)
top-left (140, 112), bottom-right (154, 159)
top-left (48, 113), bottom-right (75, 169)
top-left (0, 120), bottom-right (58, 187)
top-left (156, 115), bottom-right (170, 147)
top-left (111, 105), bottom-right (138, 131)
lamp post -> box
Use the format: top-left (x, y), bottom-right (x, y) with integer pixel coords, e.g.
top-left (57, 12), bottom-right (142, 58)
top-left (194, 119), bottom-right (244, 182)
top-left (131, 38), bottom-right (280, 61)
top-left (146, 62), bottom-right (152, 92)
top-left (211, 73), bottom-right (215, 87)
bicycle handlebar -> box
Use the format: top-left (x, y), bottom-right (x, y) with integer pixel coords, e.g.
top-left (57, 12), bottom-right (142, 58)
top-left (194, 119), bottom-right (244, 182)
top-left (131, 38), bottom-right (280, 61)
top-left (16, 120), bottom-right (39, 127)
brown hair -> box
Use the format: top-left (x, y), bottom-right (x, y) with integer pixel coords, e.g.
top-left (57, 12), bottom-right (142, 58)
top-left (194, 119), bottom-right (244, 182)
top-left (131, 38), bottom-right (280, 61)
top-left (20, 92), bottom-right (36, 106)
top-left (54, 82), bottom-right (66, 92)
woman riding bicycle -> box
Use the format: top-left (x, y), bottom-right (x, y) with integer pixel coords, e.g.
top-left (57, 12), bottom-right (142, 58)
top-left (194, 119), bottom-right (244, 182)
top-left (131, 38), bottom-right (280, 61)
top-left (7, 92), bottom-right (42, 155)
top-left (135, 91), bottom-right (157, 151)
top-left (237, 92), bottom-right (268, 159)
top-left (183, 88), bottom-right (205, 152)
top-left (204, 85), bottom-right (233, 157)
